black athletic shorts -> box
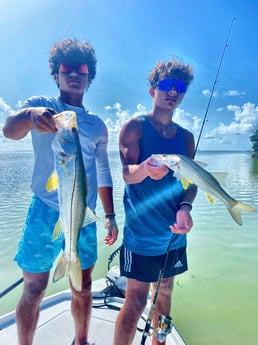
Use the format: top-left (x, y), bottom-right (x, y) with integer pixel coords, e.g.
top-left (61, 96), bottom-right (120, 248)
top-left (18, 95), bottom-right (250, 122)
top-left (120, 245), bottom-right (188, 282)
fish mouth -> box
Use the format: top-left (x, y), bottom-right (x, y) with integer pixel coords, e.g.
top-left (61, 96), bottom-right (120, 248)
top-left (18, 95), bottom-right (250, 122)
top-left (53, 111), bottom-right (78, 130)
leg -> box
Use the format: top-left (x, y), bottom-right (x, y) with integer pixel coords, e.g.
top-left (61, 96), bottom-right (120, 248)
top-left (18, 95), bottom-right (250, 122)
top-left (151, 276), bottom-right (174, 345)
top-left (71, 266), bottom-right (94, 345)
top-left (114, 278), bottom-right (150, 345)
top-left (16, 271), bottom-right (49, 345)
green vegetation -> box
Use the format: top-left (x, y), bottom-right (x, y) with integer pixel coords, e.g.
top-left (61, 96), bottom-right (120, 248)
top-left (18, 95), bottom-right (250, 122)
top-left (250, 129), bottom-right (258, 157)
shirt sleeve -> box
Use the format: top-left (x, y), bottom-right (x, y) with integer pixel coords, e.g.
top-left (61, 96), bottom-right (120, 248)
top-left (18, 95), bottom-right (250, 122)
top-left (95, 123), bottom-right (113, 188)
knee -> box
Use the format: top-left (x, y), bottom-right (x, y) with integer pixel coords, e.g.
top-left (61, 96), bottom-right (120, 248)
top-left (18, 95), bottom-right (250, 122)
top-left (71, 272), bottom-right (92, 299)
top-left (23, 280), bottom-right (47, 304)
top-left (126, 293), bottom-right (147, 316)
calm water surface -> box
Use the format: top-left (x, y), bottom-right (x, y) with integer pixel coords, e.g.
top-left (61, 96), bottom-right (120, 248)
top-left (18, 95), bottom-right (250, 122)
top-left (0, 150), bottom-right (258, 345)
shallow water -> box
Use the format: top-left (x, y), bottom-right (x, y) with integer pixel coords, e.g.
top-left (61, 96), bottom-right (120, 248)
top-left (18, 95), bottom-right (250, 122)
top-left (0, 151), bottom-right (257, 345)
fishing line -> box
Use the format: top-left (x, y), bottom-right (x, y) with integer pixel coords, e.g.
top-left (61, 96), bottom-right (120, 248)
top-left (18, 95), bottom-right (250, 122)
top-left (194, 17), bottom-right (236, 157)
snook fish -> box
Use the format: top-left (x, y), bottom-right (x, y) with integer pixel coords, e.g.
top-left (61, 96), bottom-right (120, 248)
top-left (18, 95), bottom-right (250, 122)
top-left (152, 153), bottom-right (256, 226)
top-left (46, 111), bottom-right (99, 291)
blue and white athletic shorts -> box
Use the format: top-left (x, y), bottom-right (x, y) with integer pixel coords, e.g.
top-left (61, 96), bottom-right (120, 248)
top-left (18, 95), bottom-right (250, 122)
top-left (14, 195), bottom-right (97, 273)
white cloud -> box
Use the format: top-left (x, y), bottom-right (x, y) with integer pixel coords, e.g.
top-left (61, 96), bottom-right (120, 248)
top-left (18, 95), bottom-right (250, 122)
top-left (0, 97), bottom-right (13, 117)
top-left (202, 89), bottom-right (219, 97)
top-left (104, 103), bottom-right (148, 150)
top-left (174, 108), bottom-right (201, 136)
top-left (223, 90), bottom-right (245, 97)
top-left (227, 102), bottom-right (258, 125)
top-left (207, 102), bottom-right (258, 137)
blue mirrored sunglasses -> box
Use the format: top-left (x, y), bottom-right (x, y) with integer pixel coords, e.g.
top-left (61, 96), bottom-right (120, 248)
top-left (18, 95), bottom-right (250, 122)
top-left (158, 79), bottom-right (187, 93)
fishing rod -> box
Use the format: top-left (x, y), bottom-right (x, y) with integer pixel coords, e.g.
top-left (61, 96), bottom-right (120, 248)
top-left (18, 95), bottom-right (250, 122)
top-left (194, 17), bottom-right (236, 156)
top-left (0, 278), bottom-right (24, 299)
top-left (140, 237), bottom-right (173, 345)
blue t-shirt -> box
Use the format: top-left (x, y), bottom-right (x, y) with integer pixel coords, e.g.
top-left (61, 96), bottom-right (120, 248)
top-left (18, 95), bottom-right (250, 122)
top-left (123, 116), bottom-right (189, 255)
top-left (22, 95), bottom-right (113, 211)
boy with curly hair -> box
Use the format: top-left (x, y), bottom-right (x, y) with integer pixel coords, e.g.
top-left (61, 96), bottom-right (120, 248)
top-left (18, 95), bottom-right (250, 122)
top-left (3, 38), bottom-right (118, 345)
top-left (114, 58), bottom-right (197, 345)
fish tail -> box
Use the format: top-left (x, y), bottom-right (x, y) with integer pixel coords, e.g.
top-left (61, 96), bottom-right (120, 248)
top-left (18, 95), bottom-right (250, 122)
top-left (228, 201), bottom-right (257, 226)
top-left (68, 260), bottom-right (82, 292)
top-left (53, 255), bottom-right (67, 283)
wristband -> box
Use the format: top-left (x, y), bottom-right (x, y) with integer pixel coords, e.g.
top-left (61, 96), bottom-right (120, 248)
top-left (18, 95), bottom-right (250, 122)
top-left (178, 201), bottom-right (192, 211)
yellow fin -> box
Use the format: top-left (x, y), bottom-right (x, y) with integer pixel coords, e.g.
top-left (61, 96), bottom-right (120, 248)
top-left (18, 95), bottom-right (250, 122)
top-left (228, 200), bottom-right (257, 226)
top-left (205, 192), bottom-right (216, 205)
top-left (53, 255), bottom-right (67, 283)
top-left (52, 255), bottom-right (82, 291)
top-left (52, 219), bottom-right (62, 240)
top-left (46, 170), bottom-right (59, 192)
top-left (82, 207), bottom-right (101, 226)
top-left (180, 176), bottom-right (193, 189)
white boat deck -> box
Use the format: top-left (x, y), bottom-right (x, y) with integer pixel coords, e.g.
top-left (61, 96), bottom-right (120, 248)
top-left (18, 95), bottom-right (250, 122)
top-left (0, 279), bottom-right (186, 345)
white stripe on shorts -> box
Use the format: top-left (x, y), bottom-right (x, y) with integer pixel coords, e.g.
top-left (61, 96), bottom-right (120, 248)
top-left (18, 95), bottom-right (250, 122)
top-left (124, 247), bottom-right (132, 272)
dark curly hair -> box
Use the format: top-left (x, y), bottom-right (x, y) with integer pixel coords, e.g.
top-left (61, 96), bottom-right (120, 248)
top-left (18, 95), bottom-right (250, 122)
top-left (48, 38), bottom-right (97, 85)
top-left (148, 58), bottom-right (194, 90)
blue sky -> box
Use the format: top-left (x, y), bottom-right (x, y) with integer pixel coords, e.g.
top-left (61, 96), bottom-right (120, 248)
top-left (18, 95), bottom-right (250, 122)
top-left (0, 0), bottom-right (258, 152)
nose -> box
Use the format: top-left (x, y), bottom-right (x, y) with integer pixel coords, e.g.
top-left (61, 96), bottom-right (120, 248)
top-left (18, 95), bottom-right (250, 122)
top-left (168, 87), bottom-right (178, 96)
top-left (69, 70), bottom-right (79, 77)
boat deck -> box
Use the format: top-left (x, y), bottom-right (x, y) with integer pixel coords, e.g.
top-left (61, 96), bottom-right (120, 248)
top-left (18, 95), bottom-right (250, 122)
top-left (0, 279), bottom-right (186, 345)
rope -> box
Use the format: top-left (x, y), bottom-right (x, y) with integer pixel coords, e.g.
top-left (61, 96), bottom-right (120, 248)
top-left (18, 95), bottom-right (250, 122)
top-left (107, 246), bottom-right (121, 271)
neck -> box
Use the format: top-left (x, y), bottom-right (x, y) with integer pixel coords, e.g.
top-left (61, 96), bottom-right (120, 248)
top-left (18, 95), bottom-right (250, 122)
top-left (150, 110), bottom-right (173, 126)
top-left (59, 91), bottom-right (84, 107)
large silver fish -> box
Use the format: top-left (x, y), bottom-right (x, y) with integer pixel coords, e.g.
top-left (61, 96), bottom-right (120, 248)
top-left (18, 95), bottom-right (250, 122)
top-left (46, 111), bottom-right (99, 291)
top-left (152, 153), bottom-right (256, 226)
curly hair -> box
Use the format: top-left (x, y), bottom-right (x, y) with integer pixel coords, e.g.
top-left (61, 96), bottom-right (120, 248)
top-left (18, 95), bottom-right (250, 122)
top-left (148, 58), bottom-right (194, 90)
top-left (48, 38), bottom-right (97, 85)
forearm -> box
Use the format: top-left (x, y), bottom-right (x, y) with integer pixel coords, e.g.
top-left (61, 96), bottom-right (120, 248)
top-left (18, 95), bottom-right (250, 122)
top-left (3, 108), bottom-right (34, 140)
top-left (178, 184), bottom-right (198, 211)
top-left (123, 161), bottom-right (148, 184)
top-left (98, 186), bottom-right (115, 214)
top-left (98, 186), bottom-right (118, 246)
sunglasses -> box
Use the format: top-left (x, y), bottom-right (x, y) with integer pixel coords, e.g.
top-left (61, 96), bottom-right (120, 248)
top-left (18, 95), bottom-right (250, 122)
top-left (158, 79), bottom-right (187, 93)
top-left (59, 63), bottom-right (89, 75)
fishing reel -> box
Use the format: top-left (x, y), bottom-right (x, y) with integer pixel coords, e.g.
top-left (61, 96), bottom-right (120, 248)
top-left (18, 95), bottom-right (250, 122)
top-left (152, 314), bottom-right (173, 343)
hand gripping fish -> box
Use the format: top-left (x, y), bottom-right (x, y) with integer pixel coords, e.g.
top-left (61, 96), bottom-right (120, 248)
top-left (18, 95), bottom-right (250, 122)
top-left (46, 111), bottom-right (99, 291)
top-left (152, 154), bottom-right (256, 226)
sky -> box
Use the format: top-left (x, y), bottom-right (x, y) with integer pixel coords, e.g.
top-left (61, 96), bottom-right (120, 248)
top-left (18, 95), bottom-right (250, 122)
top-left (0, 0), bottom-right (258, 152)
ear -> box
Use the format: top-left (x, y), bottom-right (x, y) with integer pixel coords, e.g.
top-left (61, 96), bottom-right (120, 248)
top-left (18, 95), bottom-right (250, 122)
top-left (54, 73), bottom-right (59, 83)
top-left (149, 87), bottom-right (155, 97)
top-left (54, 73), bottom-right (60, 88)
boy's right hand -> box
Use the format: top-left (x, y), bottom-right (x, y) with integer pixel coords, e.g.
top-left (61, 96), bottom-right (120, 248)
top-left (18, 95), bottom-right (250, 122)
top-left (31, 107), bottom-right (57, 133)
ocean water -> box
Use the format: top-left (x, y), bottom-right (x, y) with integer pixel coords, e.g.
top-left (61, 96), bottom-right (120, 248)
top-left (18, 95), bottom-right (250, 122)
top-left (0, 150), bottom-right (258, 345)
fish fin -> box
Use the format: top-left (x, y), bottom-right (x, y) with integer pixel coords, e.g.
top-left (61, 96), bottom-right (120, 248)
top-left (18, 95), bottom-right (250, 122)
top-left (205, 192), bottom-right (216, 205)
top-left (53, 255), bottom-right (67, 283)
top-left (52, 219), bottom-right (62, 240)
top-left (69, 260), bottom-right (83, 292)
top-left (193, 160), bottom-right (208, 168)
top-left (228, 200), bottom-right (257, 226)
top-left (46, 170), bottom-right (59, 192)
top-left (180, 176), bottom-right (193, 189)
top-left (82, 207), bottom-right (101, 226)
top-left (210, 172), bottom-right (228, 187)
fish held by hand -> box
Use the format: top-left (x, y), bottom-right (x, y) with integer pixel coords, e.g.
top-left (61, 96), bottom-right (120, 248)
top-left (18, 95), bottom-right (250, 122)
top-left (152, 153), bottom-right (257, 226)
